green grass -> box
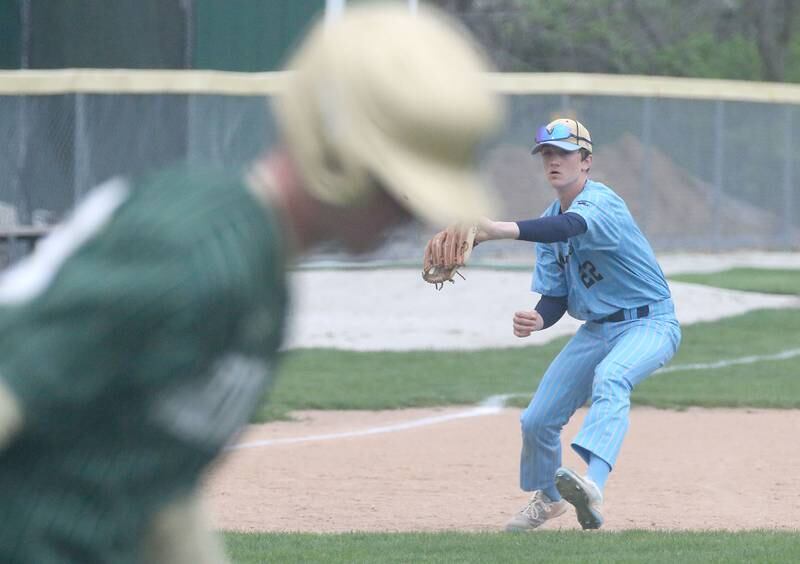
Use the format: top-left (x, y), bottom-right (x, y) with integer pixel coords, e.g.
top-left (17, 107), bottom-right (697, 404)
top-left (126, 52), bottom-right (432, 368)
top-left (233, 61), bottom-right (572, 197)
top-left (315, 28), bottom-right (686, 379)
top-left (670, 267), bottom-right (800, 295)
top-left (259, 307), bottom-right (800, 420)
top-left (224, 530), bottom-right (800, 563)
top-left (260, 343), bottom-right (563, 419)
top-left (257, 268), bottom-right (800, 419)
top-left (634, 357), bottom-right (800, 409)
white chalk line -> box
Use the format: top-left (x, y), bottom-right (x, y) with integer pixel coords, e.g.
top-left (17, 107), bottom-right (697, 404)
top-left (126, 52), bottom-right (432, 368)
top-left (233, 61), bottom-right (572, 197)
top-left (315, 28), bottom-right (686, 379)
top-left (229, 395), bottom-right (513, 451)
top-left (656, 347), bottom-right (800, 373)
top-left (230, 349), bottom-right (800, 451)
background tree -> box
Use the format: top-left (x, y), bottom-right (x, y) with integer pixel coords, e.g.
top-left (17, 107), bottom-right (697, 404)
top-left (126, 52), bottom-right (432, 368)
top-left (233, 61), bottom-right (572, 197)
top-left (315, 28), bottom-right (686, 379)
top-left (427, 0), bottom-right (800, 82)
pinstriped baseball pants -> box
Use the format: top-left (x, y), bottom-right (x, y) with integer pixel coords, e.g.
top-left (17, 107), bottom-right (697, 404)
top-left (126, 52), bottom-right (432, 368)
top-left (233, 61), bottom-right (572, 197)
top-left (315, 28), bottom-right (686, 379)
top-left (519, 299), bottom-right (681, 491)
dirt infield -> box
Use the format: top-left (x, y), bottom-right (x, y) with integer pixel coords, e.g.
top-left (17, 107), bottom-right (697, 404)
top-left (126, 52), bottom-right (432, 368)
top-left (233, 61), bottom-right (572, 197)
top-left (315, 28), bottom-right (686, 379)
top-left (204, 406), bottom-right (800, 532)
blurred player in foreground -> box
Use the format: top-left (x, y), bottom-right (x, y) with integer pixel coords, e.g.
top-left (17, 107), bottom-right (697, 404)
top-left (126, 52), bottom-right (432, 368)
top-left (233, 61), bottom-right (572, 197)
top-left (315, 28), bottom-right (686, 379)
top-left (0, 3), bottom-right (502, 562)
top-left (475, 119), bottom-right (680, 530)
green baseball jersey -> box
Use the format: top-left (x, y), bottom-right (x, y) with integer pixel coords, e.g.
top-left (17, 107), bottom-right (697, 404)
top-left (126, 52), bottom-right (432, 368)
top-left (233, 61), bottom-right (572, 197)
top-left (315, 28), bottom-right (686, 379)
top-left (0, 166), bottom-right (288, 563)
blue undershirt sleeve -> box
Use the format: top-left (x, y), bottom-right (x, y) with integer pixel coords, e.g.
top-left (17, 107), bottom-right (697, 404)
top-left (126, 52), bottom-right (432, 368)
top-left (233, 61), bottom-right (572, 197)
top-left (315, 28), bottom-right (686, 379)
top-left (534, 294), bottom-right (568, 329)
top-left (515, 212), bottom-right (587, 243)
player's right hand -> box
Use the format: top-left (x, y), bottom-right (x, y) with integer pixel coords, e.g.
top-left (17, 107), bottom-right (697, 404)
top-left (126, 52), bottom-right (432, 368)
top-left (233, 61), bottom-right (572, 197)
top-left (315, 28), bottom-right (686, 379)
top-left (513, 310), bottom-right (544, 337)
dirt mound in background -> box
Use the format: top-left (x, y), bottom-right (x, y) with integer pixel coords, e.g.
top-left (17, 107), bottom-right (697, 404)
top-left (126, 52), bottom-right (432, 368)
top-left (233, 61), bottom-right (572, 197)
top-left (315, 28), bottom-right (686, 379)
top-left (592, 134), bottom-right (782, 241)
top-left (484, 134), bottom-right (791, 247)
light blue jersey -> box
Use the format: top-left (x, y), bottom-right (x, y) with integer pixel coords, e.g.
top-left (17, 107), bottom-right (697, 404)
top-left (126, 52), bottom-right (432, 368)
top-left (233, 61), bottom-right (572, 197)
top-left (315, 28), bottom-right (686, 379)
top-left (532, 179), bottom-right (670, 321)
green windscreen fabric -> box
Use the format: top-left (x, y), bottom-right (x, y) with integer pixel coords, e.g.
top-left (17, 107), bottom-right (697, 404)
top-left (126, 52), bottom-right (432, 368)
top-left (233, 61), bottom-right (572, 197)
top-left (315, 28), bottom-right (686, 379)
top-left (0, 1), bottom-right (21, 68)
top-left (28, 0), bottom-right (187, 69)
top-left (194, 0), bottom-right (324, 71)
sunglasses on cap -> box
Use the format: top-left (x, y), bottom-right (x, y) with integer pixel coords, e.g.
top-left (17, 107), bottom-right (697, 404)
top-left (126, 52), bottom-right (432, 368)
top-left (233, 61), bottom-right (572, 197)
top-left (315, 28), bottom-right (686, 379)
top-left (534, 122), bottom-right (592, 147)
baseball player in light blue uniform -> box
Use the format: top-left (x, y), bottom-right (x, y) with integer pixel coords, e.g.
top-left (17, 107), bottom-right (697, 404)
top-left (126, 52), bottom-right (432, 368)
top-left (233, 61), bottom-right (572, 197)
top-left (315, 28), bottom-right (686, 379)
top-left (476, 118), bottom-right (681, 531)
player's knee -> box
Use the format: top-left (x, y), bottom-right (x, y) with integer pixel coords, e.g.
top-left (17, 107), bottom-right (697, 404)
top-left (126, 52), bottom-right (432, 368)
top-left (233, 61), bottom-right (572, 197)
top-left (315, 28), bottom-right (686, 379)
top-left (520, 407), bottom-right (557, 439)
top-left (591, 371), bottom-right (633, 402)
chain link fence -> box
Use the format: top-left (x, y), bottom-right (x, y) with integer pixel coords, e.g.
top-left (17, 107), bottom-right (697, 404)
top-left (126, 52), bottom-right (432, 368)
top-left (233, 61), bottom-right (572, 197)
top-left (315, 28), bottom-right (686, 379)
top-left (0, 71), bottom-right (798, 267)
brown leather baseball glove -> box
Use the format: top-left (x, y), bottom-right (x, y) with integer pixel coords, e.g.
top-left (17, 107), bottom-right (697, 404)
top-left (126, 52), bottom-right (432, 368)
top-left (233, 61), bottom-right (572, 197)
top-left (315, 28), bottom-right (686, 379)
top-left (422, 224), bottom-right (478, 289)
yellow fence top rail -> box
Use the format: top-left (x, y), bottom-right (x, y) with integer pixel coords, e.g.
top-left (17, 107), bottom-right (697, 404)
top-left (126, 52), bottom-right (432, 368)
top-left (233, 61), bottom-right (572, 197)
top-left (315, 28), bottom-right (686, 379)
top-left (488, 72), bottom-right (800, 103)
top-left (1, 69), bottom-right (800, 104)
top-left (0, 69), bottom-right (290, 95)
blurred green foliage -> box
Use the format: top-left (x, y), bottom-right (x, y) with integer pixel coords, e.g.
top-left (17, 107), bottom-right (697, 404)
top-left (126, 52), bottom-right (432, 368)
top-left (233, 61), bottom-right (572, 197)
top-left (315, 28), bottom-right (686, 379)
top-left (428, 0), bottom-right (800, 83)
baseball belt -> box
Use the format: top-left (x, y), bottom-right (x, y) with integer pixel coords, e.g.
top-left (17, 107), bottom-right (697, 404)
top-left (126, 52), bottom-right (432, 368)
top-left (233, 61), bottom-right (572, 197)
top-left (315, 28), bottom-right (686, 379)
top-left (596, 305), bottom-right (650, 324)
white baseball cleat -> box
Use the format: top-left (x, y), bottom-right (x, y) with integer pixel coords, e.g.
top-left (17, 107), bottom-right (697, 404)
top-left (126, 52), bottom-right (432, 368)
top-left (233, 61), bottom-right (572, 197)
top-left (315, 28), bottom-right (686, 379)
top-left (555, 467), bottom-right (604, 530)
top-left (505, 490), bottom-right (568, 532)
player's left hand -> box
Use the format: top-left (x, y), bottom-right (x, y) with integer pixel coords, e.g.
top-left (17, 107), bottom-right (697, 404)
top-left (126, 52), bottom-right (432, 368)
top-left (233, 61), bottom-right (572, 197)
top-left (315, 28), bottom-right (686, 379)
top-left (513, 310), bottom-right (543, 337)
top-left (422, 224), bottom-right (478, 289)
